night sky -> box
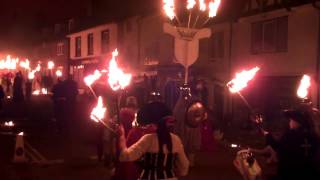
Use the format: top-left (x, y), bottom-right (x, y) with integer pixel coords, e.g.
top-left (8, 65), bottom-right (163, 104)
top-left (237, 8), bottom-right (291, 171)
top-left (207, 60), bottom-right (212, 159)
top-left (0, 0), bottom-right (246, 55)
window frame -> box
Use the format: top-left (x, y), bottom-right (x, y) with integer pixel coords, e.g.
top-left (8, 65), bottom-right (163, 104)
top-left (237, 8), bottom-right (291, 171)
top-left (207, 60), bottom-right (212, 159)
top-left (101, 30), bottom-right (110, 53)
top-left (75, 36), bottom-right (81, 57)
top-left (251, 16), bottom-right (288, 54)
top-left (57, 42), bottom-right (64, 56)
top-left (87, 33), bottom-right (94, 55)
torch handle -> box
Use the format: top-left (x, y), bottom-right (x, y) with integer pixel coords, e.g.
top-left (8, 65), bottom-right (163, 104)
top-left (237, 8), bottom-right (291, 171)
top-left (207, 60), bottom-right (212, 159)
top-left (236, 91), bottom-right (253, 112)
top-left (88, 86), bottom-right (98, 99)
top-left (188, 11), bottom-right (192, 28)
top-left (99, 119), bottom-right (117, 134)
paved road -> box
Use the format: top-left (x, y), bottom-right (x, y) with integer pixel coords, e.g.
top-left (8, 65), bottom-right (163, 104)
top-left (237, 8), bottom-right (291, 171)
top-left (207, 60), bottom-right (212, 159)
top-left (0, 96), bottom-right (274, 180)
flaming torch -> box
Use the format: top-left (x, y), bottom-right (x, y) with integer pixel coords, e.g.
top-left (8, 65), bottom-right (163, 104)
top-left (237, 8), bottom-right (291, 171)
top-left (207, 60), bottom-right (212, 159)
top-left (108, 49), bottom-right (132, 91)
top-left (187, 0), bottom-right (196, 28)
top-left (163, 1), bottom-right (221, 86)
top-left (227, 67), bottom-right (263, 132)
top-left (48, 61), bottom-right (54, 70)
top-left (90, 96), bottom-right (115, 133)
top-left (201, 0), bottom-right (221, 27)
top-left (227, 67), bottom-right (260, 111)
top-left (84, 70), bottom-right (101, 98)
top-left (19, 59), bottom-right (30, 70)
top-left (297, 75), bottom-right (311, 101)
top-left (107, 49), bottom-right (132, 123)
top-left (163, 0), bottom-right (181, 25)
top-left (55, 70), bottom-right (62, 77)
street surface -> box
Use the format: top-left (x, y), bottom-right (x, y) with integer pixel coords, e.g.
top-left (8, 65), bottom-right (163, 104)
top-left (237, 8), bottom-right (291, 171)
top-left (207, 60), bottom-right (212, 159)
top-left (0, 96), bottom-right (279, 180)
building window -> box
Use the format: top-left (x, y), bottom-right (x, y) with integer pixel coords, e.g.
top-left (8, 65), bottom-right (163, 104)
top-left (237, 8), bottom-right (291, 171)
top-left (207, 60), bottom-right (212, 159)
top-left (251, 16), bottom-right (288, 54)
top-left (101, 30), bottom-right (110, 53)
top-left (209, 31), bottom-right (224, 60)
top-left (57, 43), bottom-right (64, 56)
top-left (75, 36), bottom-right (81, 57)
top-left (87, 33), bottom-right (94, 55)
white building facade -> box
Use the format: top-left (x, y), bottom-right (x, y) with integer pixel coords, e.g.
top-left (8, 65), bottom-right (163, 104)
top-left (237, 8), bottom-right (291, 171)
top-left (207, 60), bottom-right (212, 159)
top-left (67, 23), bottom-right (118, 86)
top-left (203, 0), bottom-right (320, 124)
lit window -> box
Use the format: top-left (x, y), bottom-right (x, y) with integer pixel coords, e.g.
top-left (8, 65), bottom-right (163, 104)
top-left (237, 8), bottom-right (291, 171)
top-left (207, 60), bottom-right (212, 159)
top-left (57, 43), bottom-right (64, 56)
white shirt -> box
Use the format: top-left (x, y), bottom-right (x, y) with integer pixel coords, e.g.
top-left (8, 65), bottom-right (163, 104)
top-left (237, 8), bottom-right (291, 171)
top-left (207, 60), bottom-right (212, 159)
top-left (119, 133), bottom-right (190, 177)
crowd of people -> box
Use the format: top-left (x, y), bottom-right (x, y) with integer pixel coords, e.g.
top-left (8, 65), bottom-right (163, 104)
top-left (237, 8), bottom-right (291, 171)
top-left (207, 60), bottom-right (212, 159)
top-left (2, 70), bottom-right (317, 179)
top-left (90, 82), bottom-right (320, 180)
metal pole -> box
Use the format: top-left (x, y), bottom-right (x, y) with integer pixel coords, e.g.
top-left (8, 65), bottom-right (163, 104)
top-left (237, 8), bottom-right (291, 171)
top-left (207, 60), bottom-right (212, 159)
top-left (236, 91), bottom-right (253, 112)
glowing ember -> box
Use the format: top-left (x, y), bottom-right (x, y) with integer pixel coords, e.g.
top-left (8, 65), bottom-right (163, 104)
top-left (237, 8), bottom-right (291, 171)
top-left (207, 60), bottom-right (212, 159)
top-left (198, 0), bottom-right (206, 11)
top-left (48, 61), bottom-right (55, 69)
top-left (187, 0), bottom-right (196, 9)
top-left (18, 132), bottom-right (24, 136)
top-left (90, 96), bottom-right (107, 123)
top-left (4, 121), bottom-right (14, 127)
top-left (297, 75), bottom-right (311, 99)
top-left (163, 0), bottom-right (175, 20)
top-left (19, 59), bottom-right (30, 70)
top-left (108, 49), bottom-right (132, 91)
top-left (227, 67), bottom-right (260, 93)
top-left (56, 70), bottom-right (62, 77)
top-left (208, 0), bottom-right (221, 17)
top-left (84, 70), bottom-right (102, 87)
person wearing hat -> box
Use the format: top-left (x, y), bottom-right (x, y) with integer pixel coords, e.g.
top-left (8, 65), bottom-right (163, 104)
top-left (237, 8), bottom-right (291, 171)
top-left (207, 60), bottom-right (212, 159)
top-left (258, 109), bottom-right (320, 180)
top-left (115, 102), bottom-right (189, 180)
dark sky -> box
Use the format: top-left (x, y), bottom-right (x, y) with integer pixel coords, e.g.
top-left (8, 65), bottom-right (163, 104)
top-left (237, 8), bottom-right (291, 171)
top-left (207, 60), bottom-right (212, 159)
top-left (0, 0), bottom-right (246, 55)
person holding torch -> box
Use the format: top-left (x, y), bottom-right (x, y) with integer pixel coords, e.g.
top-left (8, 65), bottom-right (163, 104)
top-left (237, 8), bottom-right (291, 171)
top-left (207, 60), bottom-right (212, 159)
top-left (249, 75), bottom-right (320, 179)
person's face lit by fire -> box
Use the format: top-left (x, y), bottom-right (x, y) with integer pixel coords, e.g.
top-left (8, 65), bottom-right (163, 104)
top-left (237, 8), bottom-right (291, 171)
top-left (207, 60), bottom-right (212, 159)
top-left (289, 118), bottom-right (301, 130)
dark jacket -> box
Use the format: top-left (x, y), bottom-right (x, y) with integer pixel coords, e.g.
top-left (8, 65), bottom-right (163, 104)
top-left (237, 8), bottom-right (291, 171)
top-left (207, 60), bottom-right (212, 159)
top-left (266, 128), bottom-right (319, 179)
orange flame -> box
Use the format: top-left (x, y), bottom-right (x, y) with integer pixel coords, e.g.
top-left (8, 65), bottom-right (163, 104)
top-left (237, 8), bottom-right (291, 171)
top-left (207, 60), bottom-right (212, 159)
top-left (84, 70), bottom-right (101, 87)
top-left (187, 0), bottom-right (196, 9)
top-left (18, 132), bottom-right (24, 136)
top-left (108, 49), bottom-right (132, 91)
top-left (41, 88), bottom-right (48, 95)
top-left (32, 90), bottom-right (40, 95)
top-left (163, 0), bottom-right (175, 20)
top-left (28, 70), bottom-right (36, 80)
top-left (48, 61), bottom-right (55, 69)
top-left (19, 59), bottom-right (30, 70)
top-left (297, 75), bottom-right (311, 99)
top-left (198, 0), bottom-right (206, 11)
top-left (90, 96), bottom-right (107, 123)
top-left (56, 70), bottom-right (62, 77)
top-left (227, 67), bottom-right (260, 93)
top-left (4, 121), bottom-right (14, 127)
top-left (209, 0), bottom-right (221, 17)
top-left (36, 64), bottom-right (41, 72)
top-left (0, 55), bottom-right (19, 70)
